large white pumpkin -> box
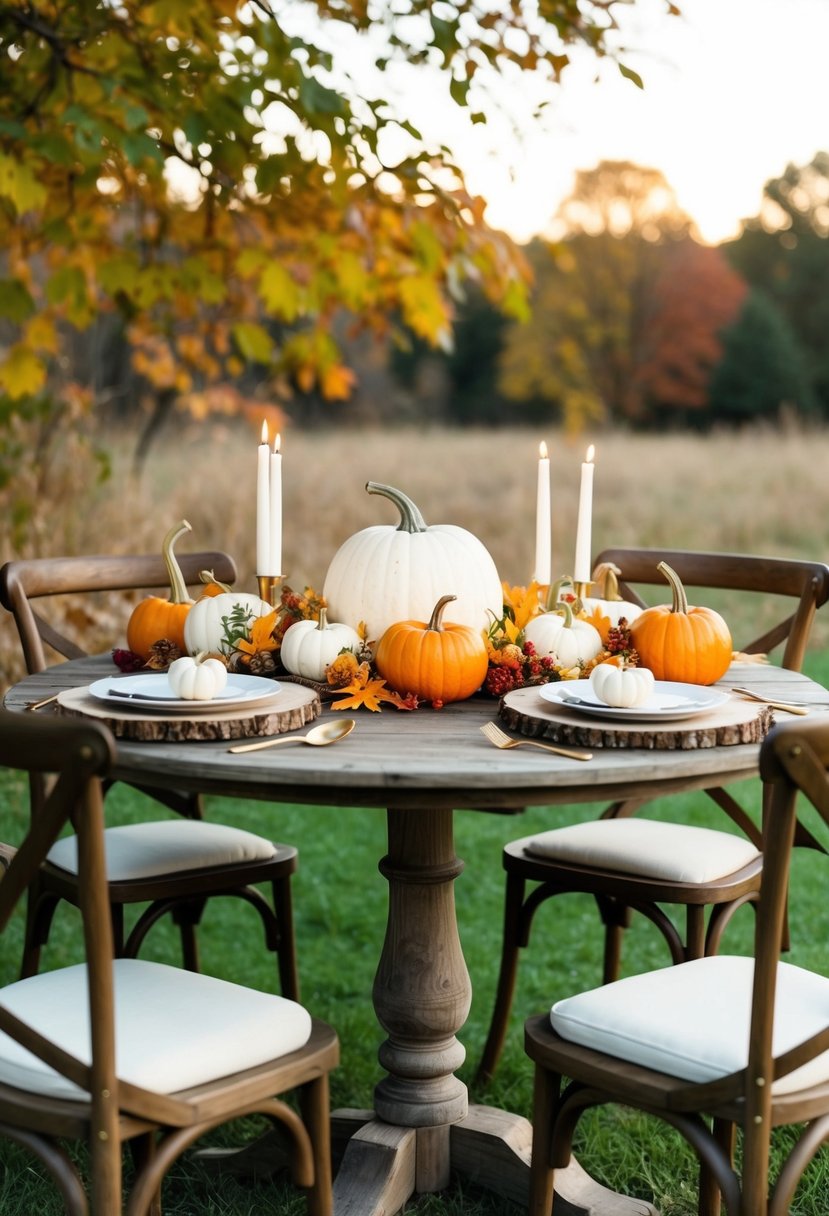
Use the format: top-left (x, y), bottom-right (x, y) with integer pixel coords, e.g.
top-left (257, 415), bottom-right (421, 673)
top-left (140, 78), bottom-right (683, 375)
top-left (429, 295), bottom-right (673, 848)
top-left (323, 482), bottom-right (502, 643)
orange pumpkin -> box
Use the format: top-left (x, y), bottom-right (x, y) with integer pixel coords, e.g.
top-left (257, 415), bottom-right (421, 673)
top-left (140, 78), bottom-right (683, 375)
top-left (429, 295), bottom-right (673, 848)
top-left (629, 561), bottom-right (732, 685)
top-left (126, 520), bottom-right (194, 660)
top-left (374, 594), bottom-right (489, 703)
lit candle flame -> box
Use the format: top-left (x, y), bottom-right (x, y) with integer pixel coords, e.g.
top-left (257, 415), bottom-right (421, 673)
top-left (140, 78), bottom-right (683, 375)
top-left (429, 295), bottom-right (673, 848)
top-left (585, 443), bottom-right (595, 463)
top-left (260, 419), bottom-right (268, 445)
top-left (539, 440), bottom-right (548, 460)
top-left (274, 432), bottom-right (281, 454)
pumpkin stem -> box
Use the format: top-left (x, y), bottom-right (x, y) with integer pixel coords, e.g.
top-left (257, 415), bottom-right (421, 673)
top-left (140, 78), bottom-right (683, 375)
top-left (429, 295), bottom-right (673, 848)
top-left (545, 575), bottom-right (574, 613)
top-left (316, 606), bottom-right (329, 631)
top-left (555, 599), bottom-right (574, 628)
top-left (163, 520), bottom-right (194, 606)
top-left (199, 569), bottom-right (232, 594)
top-left (365, 482), bottom-right (428, 534)
top-left (428, 594), bottom-right (457, 632)
top-left (657, 561), bottom-right (689, 614)
top-left (592, 561), bottom-right (623, 601)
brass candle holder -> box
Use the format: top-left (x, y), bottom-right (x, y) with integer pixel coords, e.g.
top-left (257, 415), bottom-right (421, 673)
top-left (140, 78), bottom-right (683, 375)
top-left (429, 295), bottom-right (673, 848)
top-left (573, 580), bottom-right (592, 603)
top-left (257, 575), bottom-right (284, 607)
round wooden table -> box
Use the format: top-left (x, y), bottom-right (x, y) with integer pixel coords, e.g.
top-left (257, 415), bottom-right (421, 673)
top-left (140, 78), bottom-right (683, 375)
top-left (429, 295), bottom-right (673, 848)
top-left (7, 657), bottom-right (829, 1216)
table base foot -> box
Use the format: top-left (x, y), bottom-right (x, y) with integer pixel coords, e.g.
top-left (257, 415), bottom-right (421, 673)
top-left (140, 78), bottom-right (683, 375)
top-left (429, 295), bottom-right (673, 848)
top-left (331, 1114), bottom-right (416, 1216)
top-left (329, 1105), bottom-right (658, 1215)
top-left (454, 1105), bottom-right (658, 1215)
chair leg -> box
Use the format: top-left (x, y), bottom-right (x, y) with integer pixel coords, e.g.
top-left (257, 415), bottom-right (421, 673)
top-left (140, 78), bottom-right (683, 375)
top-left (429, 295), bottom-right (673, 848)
top-left (299, 1074), bottom-right (333, 1216)
top-left (128, 1134), bottom-right (162, 1216)
top-left (20, 884), bottom-right (61, 978)
top-left (698, 1118), bottom-right (734, 1216)
top-left (596, 896), bottom-right (631, 984)
top-left (272, 875), bottom-right (300, 1001)
top-left (170, 899), bottom-right (206, 972)
top-left (528, 1064), bottom-right (559, 1216)
top-left (476, 870), bottom-right (526, 1085)
top-left (685, 904), bottom-right (706, 962)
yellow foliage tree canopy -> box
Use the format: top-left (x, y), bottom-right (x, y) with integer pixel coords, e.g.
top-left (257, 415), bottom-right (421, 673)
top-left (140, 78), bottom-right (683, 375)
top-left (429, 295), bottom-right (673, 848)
top-left (0, 1), bottom-right (678, 446)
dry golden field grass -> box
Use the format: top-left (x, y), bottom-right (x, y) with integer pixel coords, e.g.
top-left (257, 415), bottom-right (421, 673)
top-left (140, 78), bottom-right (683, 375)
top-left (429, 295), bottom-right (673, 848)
top-left (3, 421), bottom-right (829, 690)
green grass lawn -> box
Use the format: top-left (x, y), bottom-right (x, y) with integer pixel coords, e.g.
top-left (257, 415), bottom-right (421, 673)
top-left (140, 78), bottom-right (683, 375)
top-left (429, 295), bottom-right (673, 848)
top-left (2, 651), bottom-right (829, 1213)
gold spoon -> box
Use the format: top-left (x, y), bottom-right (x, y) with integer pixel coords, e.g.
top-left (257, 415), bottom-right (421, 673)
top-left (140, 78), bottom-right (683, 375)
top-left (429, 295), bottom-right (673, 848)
top-left (228, 718), bottom-right (356, 753)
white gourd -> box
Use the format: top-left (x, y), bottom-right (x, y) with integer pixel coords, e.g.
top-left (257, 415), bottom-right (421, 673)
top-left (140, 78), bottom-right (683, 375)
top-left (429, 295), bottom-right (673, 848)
top-left (167, 653), bottom-right (228, 701)
top-left (280, 608), bottom-right (362, 681)
top-left (523, 601), bottom-right (603, 667)
top-left (184, 592), bottom-right (272, 656)
top-left (589, 661), bottom-right (655, 708)
top-left (323, 482), bottom-right (502, 643)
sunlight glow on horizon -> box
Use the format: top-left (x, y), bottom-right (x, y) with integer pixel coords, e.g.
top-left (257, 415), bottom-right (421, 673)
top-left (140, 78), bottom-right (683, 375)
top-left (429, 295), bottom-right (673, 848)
top-left (419, 0), bottom-right (829, 248)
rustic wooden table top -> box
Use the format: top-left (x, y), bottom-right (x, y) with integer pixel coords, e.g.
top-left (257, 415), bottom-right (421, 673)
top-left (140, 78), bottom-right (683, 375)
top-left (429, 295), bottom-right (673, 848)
top-left (7, 656), bottom-right (828, 812)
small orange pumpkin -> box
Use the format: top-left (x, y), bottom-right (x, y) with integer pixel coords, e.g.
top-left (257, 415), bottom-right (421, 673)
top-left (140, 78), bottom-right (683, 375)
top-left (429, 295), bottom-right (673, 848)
top-left (374, 593), bottom-right (489, 703)
top-left (629, 561), bottom-right (732, 685)
top-left (126, 520), bottom-right (194, 660)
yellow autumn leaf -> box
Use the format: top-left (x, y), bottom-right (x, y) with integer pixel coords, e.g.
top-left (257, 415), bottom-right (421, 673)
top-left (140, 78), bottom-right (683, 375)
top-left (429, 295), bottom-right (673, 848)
top-left (0, 345), bottom-right (47, 399)
top-left (259, 262), bottom-right (302, 322)
top-left (398, 274), bottom-right (451, 343)
top-left (0, 153), bottom-right (47, 214)
top-left (24, 314), bottom-right (58, 354)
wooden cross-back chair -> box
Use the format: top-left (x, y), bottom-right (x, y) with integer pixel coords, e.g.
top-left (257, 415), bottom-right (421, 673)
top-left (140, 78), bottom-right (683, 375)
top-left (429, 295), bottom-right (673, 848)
top-left (476, 548), bottom-right (829, 1085)
top-left (526, 713), bottom-right (829, 1216)
top-left (0, 553), bottom-right (299, 995)
top-left (0, 708), bottom-right (338, 1216)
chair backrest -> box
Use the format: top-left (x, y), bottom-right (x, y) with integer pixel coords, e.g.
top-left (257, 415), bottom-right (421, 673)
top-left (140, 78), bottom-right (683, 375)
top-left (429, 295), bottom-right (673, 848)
top-left (0, 710), bottom-right (121, 1181)
top-left (593, 547), bottom-right (829, 672)
top-left (0, 550), bottom-right (237, 675)
top-left (740, 717), bottom-right (829, 1177)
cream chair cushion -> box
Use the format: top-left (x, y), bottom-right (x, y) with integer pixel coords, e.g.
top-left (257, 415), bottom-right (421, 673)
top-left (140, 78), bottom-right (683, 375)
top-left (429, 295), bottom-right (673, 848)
top-left (526, 819), bottom-right (759, 883)
top-left (0, 959), bottom-right (311, 1102)
top-left (551, 954), bottom-right (829, 1095)
top-left (47, 820), bottom-right (276, 879)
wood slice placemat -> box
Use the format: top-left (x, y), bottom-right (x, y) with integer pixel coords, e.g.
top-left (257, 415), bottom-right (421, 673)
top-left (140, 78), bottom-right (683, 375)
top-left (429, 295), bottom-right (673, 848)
top-left (56, 682), bottom-right (320, 741)
top-left (500, 685), bottom-right (773, 750)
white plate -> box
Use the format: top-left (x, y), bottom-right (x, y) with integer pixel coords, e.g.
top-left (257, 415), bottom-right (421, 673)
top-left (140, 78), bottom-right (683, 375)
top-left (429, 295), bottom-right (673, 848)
top-left (538, 679), bottom-right (729, 722)
top-left (88, 673), bottom-right (282, 714)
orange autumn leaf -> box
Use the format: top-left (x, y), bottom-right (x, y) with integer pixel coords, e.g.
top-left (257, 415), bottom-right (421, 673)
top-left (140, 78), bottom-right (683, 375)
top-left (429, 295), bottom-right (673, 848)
top-left (583, 604), bottom-right (612, 644)
top-left (330, 661), bottom-right (406, 712)
top-left (235, 610), bottom-right (278, 655)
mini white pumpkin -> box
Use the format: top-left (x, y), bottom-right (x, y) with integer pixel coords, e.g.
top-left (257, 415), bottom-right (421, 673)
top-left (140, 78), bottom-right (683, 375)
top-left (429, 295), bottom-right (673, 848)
top-left (184, 591), bottom-right (272, 656)
top-left (523, 601), bottom-right (603, 668)
top-left (589, 660), bottom-right (655, 708)
top-left (323, 482), bottom-right (502, 642)
top-left (167, 653), bottom-right (228, 701)
top-left (280, 608), bottom-right (362, 681)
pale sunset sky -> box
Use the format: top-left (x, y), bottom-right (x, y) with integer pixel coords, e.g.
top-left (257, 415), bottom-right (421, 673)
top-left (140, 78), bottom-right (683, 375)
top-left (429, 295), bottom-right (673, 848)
top-left (387, 0), bottom-right (829, 247)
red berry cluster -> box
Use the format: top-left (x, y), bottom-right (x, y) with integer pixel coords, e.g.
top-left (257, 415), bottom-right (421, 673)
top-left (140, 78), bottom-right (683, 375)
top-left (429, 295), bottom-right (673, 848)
top-left (484, 639), bottom-right (559, 696)
top-left (111, 648), bottom-right (144, 672)
top-left (605, 618), bottom-right (639, 663)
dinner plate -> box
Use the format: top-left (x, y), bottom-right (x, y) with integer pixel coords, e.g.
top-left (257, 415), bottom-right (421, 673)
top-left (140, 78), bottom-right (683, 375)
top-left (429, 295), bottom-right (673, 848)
top-left (538, 679), bottom-right (729, 722)
top-left (87, 673), bottom-right (282, 714)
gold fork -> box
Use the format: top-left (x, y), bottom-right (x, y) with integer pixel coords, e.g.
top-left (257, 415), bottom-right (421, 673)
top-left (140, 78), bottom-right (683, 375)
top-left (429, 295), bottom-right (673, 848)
top-left (480, 721), bottom-right (592, 761)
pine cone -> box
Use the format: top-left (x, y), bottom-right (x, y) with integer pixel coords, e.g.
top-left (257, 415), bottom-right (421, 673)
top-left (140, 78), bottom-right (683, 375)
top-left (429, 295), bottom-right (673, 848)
top-left (144, 639), bottom-right (183, 670)
top-left (248, 651), bottom-right (277, 676)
